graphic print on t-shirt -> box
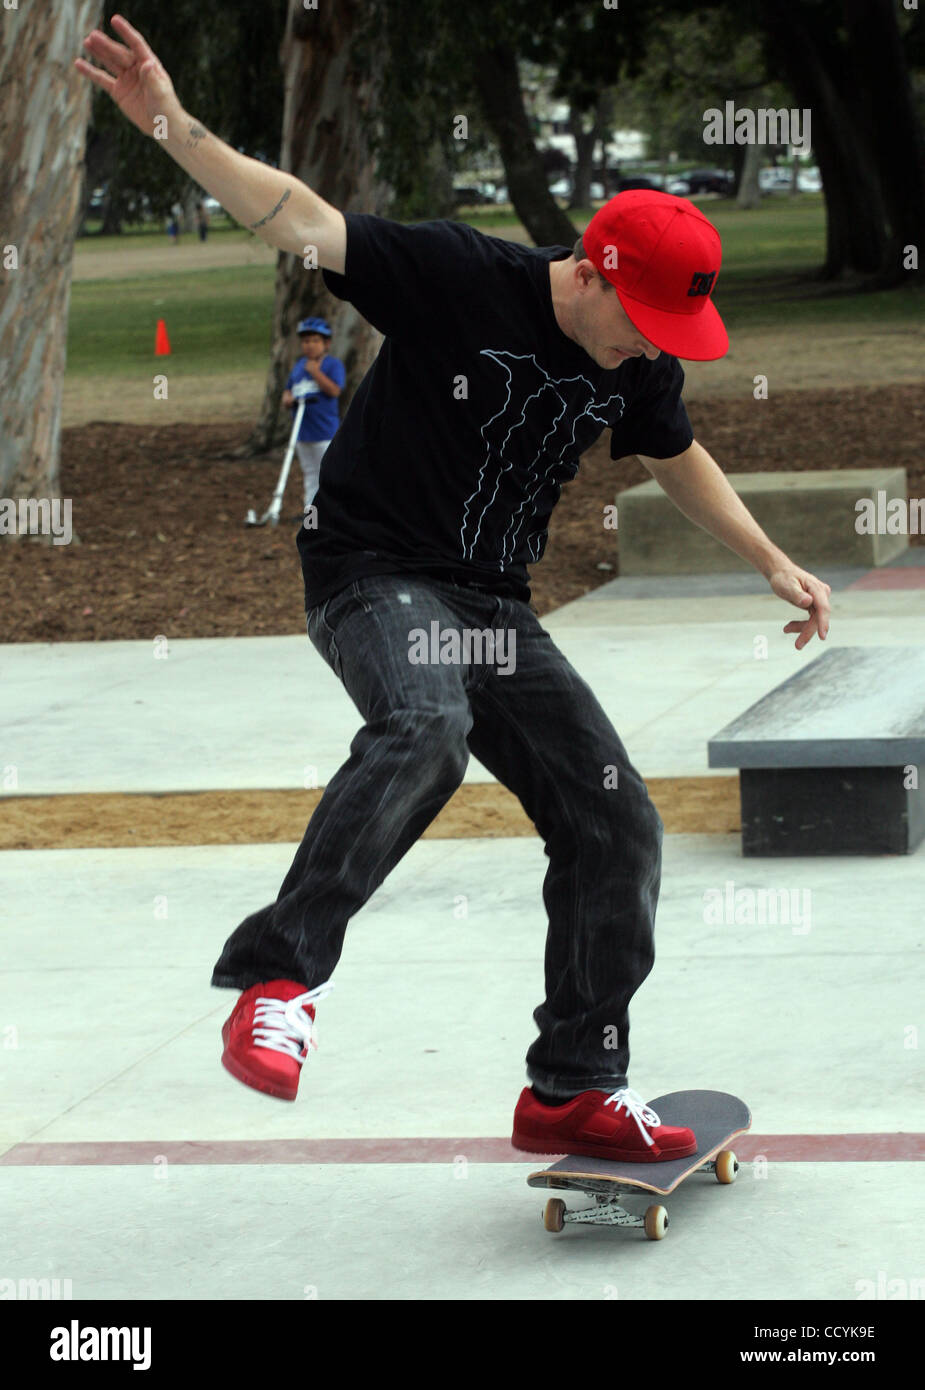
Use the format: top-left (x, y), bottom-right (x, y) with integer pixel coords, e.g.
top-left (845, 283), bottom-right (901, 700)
top-left (460, 350), bottom-right (626, 565)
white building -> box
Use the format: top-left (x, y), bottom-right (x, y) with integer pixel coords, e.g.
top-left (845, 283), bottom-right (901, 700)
top-left (532, 98), bottom-right (647, 164)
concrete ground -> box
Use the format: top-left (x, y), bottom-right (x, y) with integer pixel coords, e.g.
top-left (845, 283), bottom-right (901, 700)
top-left (1, 564), bottom-right (923, 1302)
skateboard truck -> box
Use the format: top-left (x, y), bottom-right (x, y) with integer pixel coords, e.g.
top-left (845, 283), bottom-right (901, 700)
top-left (528, 1091), bottom-right (750, 1241)
top-left (541, 1151), bottom-right (740, 1240)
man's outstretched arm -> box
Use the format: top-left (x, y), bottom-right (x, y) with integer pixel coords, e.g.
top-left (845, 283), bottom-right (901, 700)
top-left (638, 438), bottom-right (832, 650)
top-left (74, 14), bottom-right (345, 271)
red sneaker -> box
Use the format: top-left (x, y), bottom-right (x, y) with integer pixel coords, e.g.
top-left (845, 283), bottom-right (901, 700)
top-left (221, 979), bottom-right (334, 1101)
top-left (512, 1085), bottom-right (697, 1161)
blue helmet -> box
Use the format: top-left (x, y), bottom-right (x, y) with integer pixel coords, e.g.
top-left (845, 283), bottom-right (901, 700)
top-left (297, 316), bottom-right (332, 337)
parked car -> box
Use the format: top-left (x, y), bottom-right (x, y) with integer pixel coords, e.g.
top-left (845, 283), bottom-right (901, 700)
top-left (549, 179), bottom-right (611, 201)
top-left (615, 175), bottom-right (662, 192)
top-left (757, 165), bottom-right (822, 193)
top-left (666, 178), bottom-right (692, 196)
top-left (758, 166), bottom-right (793, 191)
top-left (451, 185), bottom-right (495, 207)
top-left (682, 168), bottom-right (734, 195)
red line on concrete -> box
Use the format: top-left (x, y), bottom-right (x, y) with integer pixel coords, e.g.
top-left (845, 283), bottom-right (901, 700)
top-left (1, 1134), bottom-right (922, 1166)
top-left (847, 569), bottom-right (925, 590)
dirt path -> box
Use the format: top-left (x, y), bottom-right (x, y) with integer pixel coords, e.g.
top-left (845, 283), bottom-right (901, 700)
top-left (680, 324), bottom-right (925, 398)
top-left (60, 322), bottom-right (925, 428)
top-left (72, 234), bottom-right (277, 281)
top-left (62, 371), bottom-right (268, 428)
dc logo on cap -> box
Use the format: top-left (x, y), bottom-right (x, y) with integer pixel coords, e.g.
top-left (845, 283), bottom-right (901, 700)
top-left (687, 271), bottom-right (717, 298)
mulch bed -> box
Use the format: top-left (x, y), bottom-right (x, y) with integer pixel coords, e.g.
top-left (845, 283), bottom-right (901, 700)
top-left (3, 385), bottom-right (922, 642)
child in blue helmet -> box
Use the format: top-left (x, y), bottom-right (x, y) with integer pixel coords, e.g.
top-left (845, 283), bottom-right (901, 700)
top-left (281, 317), bottom-right (346, 511)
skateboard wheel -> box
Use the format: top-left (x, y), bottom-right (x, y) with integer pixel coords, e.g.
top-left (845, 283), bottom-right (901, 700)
top-left (543, 1198), bottom-right (566, 1233)
top-left (714, 1150), bottom-right (738, 1185)
top-left (644, 1205), bottom-right (668, 1240)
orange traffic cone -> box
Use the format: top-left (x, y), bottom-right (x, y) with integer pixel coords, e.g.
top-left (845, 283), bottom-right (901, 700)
top-left (155, 319), bottom-right (171, 355)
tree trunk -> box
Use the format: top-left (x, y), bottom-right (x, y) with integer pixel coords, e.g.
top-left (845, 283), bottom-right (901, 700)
top-left (99, 195), bottom-right (122, 235)
top-left (736, 138), bottom-right (762, 209)
top-left (731, 140), bottom-right (747, 198)
top-left (183, 185), bottom-right (201, 232)
top-left (842, 0), bottom-right (925, 286)
top-left (0, 0), bottom-right (104, 530)
top-left (80, 123), bottom-right (117, 235)
top-left (759, 0), bottom-right (886, 277)
top-left (568, 113), bottom-right (595, 210)
top-left (568, 111), bottom-right (595, 209)
top-left (418, 137), bottom-right (456, 221)
top-left (595, 91), bottom-right (614, 200)
top-left (470, 45), bottom-right (577, 247)
top-left (568, 92), bottom-right (612, 210)
top-left (595, 143), bottom-right (611, 200)
top-left (248, 0), bottom-right (390, 455)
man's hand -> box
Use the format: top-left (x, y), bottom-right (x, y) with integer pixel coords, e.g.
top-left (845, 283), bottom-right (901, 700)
top-left (768, 565), bottom-right (831, 649)
top-left (74, 14), bottom-right (181, 138)
top-left (639, 444), bottom-right (833, 651)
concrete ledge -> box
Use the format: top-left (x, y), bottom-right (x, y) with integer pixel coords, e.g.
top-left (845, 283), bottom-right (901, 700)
top-left (738, 764), bottom-right (924, 856)
top-left (618, 468), bottom-right (909, 574)
top-left (708, 646), bottom-right (925, 769)
top-left (708, 646), bottom-right (925, 855)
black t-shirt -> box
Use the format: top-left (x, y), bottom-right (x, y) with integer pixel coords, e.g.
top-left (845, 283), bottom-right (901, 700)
top-left (297, 214), bottom-right (694, 609)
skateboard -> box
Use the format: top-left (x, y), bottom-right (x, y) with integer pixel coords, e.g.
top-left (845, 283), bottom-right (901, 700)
top-left (527, 1089), bottom-right (751, 1239)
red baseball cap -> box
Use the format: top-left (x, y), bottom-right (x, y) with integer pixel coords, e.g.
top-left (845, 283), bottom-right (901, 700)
top-left (582, 190), bottom-right (728, 361)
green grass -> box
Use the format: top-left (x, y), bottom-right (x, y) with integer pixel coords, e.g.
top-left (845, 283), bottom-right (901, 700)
top-left (703, 197), bottom-right (925, 329)
top-left (67, 196), bottom-right (923, 379)
top-left (716, 274), bottom-right (925, 332)
top-left (67, 265), bottom-right (276, 378)
top-left (701, 195), bottom-right (827, 274)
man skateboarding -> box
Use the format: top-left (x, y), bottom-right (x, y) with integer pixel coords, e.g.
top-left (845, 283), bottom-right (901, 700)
top-left (76, 17), bottom-right (831, 1164)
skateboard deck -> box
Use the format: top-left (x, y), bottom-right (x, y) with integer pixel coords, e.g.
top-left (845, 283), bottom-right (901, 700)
top-left (527, 1089), bottom-right (751, 1238)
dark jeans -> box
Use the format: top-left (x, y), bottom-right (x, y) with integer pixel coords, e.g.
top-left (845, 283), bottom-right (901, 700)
top-left (211, 573), bottom-right (663, 1098)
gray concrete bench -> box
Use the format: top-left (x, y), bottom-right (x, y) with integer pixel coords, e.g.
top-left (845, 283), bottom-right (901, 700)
top-left (708, 647), bottom-right (925, 855)
top-left (618, 468), bottom-right (909, 574)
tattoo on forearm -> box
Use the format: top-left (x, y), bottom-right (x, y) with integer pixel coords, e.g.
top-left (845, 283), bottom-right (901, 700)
top-left (249, 189), bottom-right (291, 230)
top-left (184, 122), bottom-right (208, 151)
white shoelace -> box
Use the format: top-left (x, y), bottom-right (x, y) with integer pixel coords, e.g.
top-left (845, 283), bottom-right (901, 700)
top-left (252, 982), bottom-right (335, 1062)
top-left (604, 1086), bottom-right (661, 1147)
